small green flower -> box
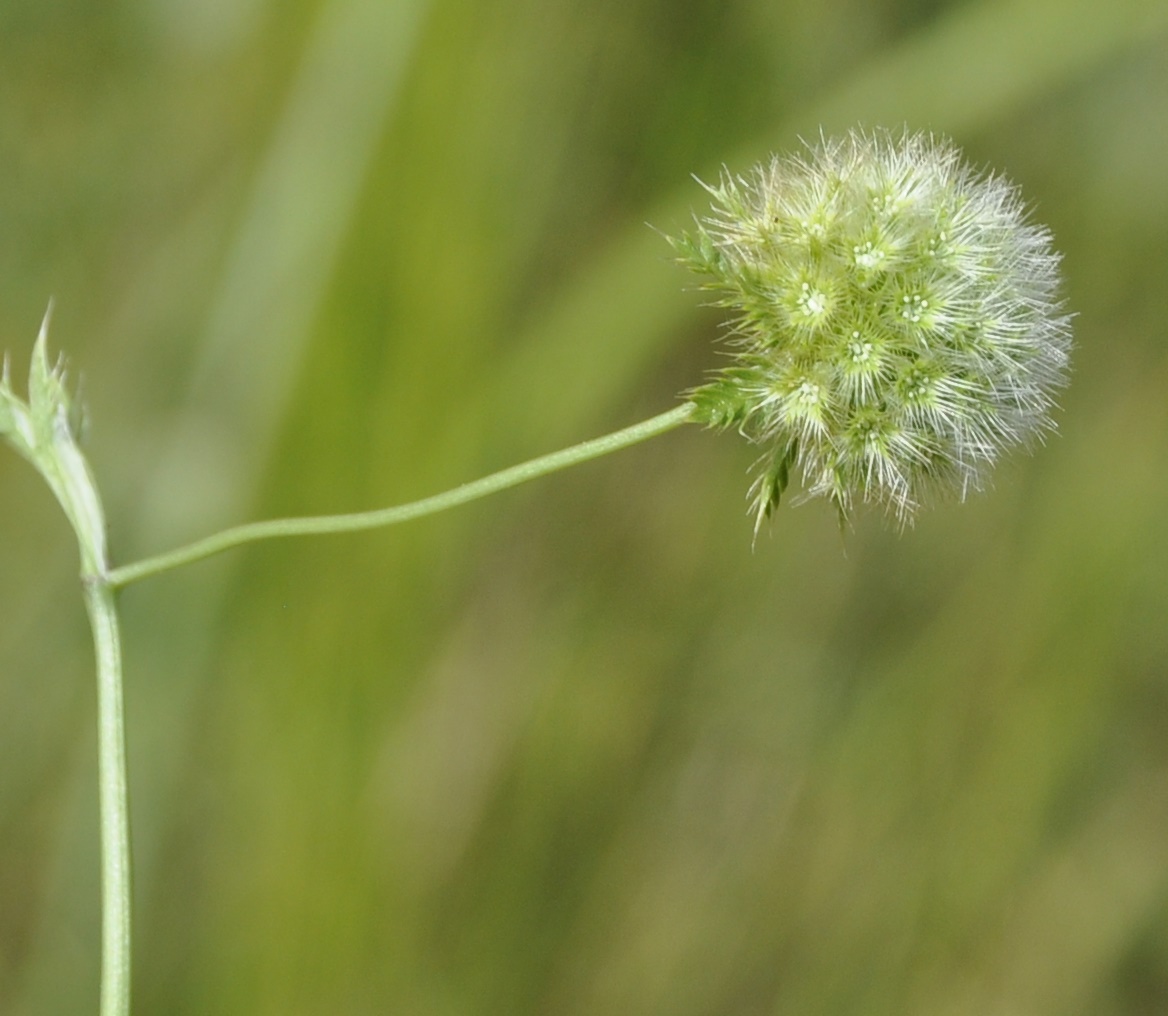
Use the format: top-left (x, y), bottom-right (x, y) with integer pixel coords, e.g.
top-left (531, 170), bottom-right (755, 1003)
top-left (671, 128), bottom-right (1072, 528)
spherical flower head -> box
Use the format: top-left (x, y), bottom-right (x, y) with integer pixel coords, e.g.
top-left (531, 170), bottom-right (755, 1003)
top-left (670, 128), bottom-right (1072, 529)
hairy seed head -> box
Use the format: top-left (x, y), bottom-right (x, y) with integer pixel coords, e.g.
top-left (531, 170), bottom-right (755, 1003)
top-left (670, 128), bottom-right (1072, 528)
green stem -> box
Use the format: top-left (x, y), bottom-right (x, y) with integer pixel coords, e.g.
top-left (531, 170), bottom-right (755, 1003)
top-left (108, 402), bottom-right (694, 589)
top-left (81, 576), bottom-right (132, 1016)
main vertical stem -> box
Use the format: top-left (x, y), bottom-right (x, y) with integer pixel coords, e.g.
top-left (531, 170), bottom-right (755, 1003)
top-left (82, 577), bottom-right (131, 1016)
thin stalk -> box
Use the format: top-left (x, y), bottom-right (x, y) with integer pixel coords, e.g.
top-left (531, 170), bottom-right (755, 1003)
top-left (108, 402), bottom-right (694, 589)
top-left (81, 576), bottom-right (131, 1016)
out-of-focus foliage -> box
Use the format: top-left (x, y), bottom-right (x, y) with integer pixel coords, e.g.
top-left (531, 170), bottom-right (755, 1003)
top-left (2, 0), bottom-right (1168, 1013)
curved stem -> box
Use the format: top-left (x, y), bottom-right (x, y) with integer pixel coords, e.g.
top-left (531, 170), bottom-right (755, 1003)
top-left (82, 576), bottom-right (132, 1016)
top-left (108, 402), bottom-right (694, 589)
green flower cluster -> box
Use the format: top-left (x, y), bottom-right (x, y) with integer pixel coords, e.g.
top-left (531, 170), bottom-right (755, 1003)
top-left (671, 128), bottom-right (1071, 527)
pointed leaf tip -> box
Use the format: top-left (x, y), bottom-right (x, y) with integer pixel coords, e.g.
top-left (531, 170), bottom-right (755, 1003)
top-left (27, 302), bottom-right (72, 436)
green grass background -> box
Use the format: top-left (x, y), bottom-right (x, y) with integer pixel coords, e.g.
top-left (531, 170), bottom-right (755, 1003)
top-left (2, 0), bottom-right (1168, 1012)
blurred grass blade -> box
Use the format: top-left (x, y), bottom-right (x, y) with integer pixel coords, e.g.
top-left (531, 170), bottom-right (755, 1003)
top-left (12, 2), bottom-right (429, 1012)
top-left (136, 0), bottom-right (431, 552)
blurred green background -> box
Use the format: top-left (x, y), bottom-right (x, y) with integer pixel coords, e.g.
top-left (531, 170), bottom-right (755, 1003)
top-left (2, 0), bottom-right (1168, 1013)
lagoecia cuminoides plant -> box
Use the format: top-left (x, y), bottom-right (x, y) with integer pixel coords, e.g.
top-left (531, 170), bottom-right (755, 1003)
top-left (0, 128), bottom-right (1071, 1016)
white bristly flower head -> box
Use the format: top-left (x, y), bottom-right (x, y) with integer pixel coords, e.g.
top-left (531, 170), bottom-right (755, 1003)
top-left (670, 127), bottom-right (1072, 529)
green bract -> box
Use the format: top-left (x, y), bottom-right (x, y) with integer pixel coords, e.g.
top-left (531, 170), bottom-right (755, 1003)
top-left (671, 128), bottom-right (1072, 527)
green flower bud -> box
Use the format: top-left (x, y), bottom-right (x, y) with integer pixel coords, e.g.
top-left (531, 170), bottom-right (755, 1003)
top-left (670, 128), bottom-right (1072, 528)
top-left (1, 310), bottom-right (108, 570)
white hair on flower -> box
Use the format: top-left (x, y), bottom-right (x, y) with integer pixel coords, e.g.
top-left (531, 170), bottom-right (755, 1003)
top-left (670, 127), bottom-right (1072, 528)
